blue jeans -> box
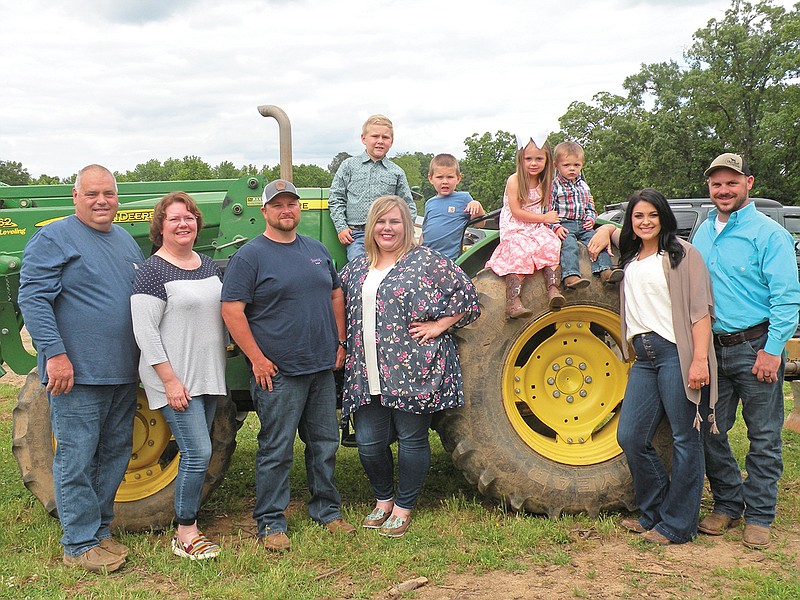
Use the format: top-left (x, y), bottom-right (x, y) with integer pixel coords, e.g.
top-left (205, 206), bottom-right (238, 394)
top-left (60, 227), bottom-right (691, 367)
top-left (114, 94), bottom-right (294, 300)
top-left (617, 333), bottom-right (706, 543)
top-left (353, 400), bottom-right (433, 511)
top-left (703, 331), bottom-right (784, 527)
top-left (345, 229), bottom-right (366, 261)
top-left (49, 383), bottom-right (137, 556)
top-left (251, 370), bottom-right (342, 536)
top-left (161, 395), bottom-right (218, 525)
top-left (559, 219), bottom-right (612, 279)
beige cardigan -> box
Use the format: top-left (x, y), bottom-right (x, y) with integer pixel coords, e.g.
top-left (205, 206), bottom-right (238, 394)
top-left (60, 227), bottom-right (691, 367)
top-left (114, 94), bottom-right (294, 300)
top-left (619, 238), bottom-right (718, 432)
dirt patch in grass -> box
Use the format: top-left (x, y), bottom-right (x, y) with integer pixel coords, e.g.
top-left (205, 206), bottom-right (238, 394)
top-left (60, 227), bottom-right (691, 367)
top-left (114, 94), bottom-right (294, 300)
top-left (407, 526), bottom-right (800, 599)
top-left (196, 503), bottom-right (799, 599)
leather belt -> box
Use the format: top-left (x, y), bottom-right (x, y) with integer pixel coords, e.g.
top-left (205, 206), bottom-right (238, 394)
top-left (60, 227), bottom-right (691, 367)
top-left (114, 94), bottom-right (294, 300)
top-left (714, 322), bottom-right (769, 347)
top-left (350, 224), bottom-right (365, 230)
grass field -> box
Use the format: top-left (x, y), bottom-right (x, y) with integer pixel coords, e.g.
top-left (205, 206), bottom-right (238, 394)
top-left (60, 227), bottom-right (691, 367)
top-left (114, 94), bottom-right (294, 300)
top-left (0, 381), bottom-right (799, 599)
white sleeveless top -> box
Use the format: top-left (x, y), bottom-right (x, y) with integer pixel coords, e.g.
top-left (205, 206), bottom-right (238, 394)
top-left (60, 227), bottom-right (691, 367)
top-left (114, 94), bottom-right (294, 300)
top-left (623, 252), bottom-right (676, 343)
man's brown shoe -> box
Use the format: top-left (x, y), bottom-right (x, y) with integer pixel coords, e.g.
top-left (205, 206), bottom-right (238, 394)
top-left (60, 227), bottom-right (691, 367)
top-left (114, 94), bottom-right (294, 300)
top-left (620, 517), bottom-right (646, 534)
top-left (642, 529), bottom-right (672, 546)
top-left (563, 275), bottom-right (590, 290)
top-left (326, 518), bottom-right (356, 535)
top-left (259, 531), bottom-right (291, 553)
top-left (698, 512), bottom-right (742, 535)
top-left (742, 524), bottom-right (771, 549)
top-left (63, 546), bottom-right (125, 573)
top-left (98, 537), bottom-right (129, 559)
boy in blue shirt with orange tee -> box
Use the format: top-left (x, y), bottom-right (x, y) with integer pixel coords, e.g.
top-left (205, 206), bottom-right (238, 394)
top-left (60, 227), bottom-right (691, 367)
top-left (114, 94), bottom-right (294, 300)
top-left (421, 154), bottom-right (484, 260)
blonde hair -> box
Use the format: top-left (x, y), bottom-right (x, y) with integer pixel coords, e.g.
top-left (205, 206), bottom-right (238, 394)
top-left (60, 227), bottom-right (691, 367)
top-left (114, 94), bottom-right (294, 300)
top-left (362, 114), bottom-right (394, 137)
top-left (364, 195), bottom-right (416, 267)
top-left (553, 141), bottom-right (585, 164)
top-left (428, 153), bottom-right (461, 177)
top-left (516, 140), bottom-right (554, 206)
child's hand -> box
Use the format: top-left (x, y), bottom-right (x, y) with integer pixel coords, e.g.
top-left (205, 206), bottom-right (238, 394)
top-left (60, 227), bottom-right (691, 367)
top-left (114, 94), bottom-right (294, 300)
top-left (337, 228), bottom-right (354, 245)
top-left (582, 218), bottom-right (595, 230)
top-left (465, 200), bottom-right (485, 217)
top-left (555, 225), bottom-right (568, 240)
top-left (542, 210), bottom-right (561, 225)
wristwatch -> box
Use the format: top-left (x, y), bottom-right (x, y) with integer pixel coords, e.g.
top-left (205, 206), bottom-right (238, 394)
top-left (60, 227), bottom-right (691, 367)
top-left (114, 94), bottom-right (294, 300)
top-left (338, 340), bottom-right (347, 349)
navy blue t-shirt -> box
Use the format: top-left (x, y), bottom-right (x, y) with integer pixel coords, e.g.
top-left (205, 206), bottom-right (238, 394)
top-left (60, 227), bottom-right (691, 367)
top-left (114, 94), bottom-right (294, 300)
top-left (221, 234), bottom-right (340, 376)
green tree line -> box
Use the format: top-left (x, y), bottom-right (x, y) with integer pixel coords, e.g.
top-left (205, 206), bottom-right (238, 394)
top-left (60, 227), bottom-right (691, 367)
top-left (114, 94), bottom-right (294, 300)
top-left (3, 1), bottom-right (796, 212)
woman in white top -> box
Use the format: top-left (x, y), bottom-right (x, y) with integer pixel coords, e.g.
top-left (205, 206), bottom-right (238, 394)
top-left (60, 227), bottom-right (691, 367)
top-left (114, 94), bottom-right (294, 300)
top-left (590, 188), bottom-right (716, 545)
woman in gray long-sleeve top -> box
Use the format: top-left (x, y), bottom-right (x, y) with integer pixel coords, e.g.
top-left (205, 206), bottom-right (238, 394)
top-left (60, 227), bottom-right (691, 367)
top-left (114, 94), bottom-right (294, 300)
top-left (131, 192), bottom-right (226, 560)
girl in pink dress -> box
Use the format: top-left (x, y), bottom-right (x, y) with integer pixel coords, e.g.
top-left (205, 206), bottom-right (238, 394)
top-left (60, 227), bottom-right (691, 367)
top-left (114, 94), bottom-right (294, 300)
top-left (485, 138), bottom-right (563, 317)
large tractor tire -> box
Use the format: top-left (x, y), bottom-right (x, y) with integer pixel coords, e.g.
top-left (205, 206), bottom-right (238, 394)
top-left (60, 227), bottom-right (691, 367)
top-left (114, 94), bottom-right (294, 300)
top-left (12, 371), bottom-right (237, 531)
top-left (437, 260), bottom-right (641, 517)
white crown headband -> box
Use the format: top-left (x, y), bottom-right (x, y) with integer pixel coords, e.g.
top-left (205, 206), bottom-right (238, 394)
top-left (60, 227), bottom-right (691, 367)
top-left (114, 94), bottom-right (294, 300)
top-left (515, 132), bottom-right (550, 150)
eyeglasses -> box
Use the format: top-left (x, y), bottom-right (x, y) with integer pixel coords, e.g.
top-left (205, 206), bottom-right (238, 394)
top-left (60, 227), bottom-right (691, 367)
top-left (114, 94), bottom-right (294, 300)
top-left (166, 216), bottom-right (197, 225)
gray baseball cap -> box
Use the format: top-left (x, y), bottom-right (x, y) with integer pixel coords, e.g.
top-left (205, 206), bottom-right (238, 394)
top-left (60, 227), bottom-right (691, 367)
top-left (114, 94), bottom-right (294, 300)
top-left (704, 153), bottom-right (751, 177)
top-left (262, 179), bottom-right (300, 205)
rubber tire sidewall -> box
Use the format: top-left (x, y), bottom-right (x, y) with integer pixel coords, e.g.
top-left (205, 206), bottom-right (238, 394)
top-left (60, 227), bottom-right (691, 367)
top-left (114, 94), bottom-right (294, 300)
top-left (438, 261), bottom-right (638, 517)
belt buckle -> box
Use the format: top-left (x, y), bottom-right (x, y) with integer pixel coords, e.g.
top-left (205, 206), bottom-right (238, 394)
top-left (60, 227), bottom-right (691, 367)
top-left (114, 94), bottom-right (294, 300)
top-left (717, 331), bottom-right (743, 346)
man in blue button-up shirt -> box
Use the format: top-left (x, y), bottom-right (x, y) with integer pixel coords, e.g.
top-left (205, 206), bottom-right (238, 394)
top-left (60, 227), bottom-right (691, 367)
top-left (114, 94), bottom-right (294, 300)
top-left (692, 153), bottom-right (800, 550)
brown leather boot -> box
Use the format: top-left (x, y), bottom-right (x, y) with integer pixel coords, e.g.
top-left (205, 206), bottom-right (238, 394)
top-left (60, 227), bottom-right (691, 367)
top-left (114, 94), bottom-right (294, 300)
top-left (543, 267), bottom-right (565, 310)
top-left (505, 274), bottom-right (532, 319)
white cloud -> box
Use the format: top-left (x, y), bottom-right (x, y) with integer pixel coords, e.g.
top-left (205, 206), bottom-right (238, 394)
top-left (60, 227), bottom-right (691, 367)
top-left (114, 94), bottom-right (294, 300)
top-left (0, 0), bottom-right (793, 177)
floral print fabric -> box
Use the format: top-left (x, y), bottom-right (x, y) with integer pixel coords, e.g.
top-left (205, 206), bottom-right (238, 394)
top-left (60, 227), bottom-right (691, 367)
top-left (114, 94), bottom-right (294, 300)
top-left (339, 245), bottom-right (480, 417)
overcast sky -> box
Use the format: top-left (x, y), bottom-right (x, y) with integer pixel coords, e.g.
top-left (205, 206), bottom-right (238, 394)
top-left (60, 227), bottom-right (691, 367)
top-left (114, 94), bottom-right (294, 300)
top-left (1, 0), bottom-right (793, 178)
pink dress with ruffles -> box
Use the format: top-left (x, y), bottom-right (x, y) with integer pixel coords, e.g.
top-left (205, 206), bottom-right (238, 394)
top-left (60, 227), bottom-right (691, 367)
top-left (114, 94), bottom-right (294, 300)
top-left (485, 187), bottom-right (561, 276)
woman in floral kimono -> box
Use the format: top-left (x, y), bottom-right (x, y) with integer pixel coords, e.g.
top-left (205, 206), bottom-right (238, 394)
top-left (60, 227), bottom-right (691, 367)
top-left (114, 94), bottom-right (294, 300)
top-left (339, 195), bottom-right (480, 538)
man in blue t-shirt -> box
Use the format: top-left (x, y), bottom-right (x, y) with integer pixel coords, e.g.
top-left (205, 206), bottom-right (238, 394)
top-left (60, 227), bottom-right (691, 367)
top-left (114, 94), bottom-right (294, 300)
top-left (19, 164), bottom-right (144, 573)
top-left (221, 179), bottom-right (355, 552)
top-left (420, 154), bottom-right (484, 260)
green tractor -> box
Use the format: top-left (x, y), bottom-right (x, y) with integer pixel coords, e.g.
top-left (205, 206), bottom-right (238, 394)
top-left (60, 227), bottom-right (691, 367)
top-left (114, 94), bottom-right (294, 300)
top-left (1, 105), bottom-right (639, 530)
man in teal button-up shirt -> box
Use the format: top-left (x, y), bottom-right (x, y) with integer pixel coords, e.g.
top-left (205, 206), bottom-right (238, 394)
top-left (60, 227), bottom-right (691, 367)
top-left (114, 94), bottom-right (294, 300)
top-left (693, 153), bottom-right (800, 550)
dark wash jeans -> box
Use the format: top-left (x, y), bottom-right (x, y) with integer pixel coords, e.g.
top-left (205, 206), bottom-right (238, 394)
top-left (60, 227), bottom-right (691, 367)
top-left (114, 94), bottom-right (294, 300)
top-left (250, 370), bottom-right (343, 536)
top-left (703, 331), bottom-right (784, 526)
top-left (617, 332), bottom-right (706, 543)
top-left (353, 400), bottom-right (433, 511)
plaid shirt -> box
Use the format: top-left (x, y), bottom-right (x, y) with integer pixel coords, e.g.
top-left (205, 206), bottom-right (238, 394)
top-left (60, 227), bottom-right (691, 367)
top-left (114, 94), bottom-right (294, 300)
top-left (549, 172), bottom-right (596, 222)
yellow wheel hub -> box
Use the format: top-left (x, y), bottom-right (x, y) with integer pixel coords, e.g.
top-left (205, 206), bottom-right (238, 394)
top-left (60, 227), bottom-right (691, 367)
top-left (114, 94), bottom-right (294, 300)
top-left (115, 390), bottom-right (179, 502)
top-left (503, 306), bottom-right (631, 465)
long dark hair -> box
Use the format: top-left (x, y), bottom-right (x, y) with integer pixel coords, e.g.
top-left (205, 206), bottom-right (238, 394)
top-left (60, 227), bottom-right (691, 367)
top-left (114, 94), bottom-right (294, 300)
top-left (619, 188), bottom-right (685, 269)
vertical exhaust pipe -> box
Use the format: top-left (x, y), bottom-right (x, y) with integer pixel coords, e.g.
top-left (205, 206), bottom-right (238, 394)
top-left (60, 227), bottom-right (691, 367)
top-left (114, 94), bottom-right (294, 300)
top-left (257, 105), bottom-right (293, 182)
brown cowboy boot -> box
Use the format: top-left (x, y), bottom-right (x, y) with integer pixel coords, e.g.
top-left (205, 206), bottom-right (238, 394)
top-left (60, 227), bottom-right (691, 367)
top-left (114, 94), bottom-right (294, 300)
top-left (543, 267), bottom-right (566, 310)
top-left (505, 274), bottom-right (532, 319)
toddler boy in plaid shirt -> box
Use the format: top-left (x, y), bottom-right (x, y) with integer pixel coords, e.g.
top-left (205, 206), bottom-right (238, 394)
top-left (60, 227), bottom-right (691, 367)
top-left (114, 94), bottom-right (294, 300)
top-left (549, 141), bottom-right (622, 289)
